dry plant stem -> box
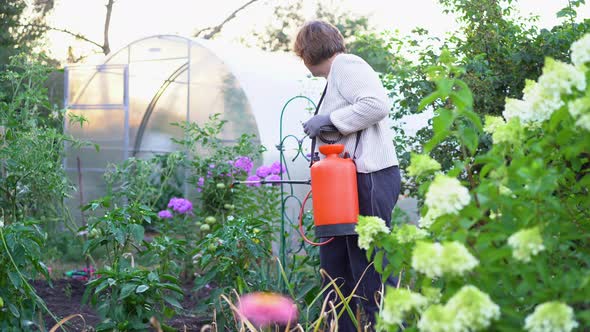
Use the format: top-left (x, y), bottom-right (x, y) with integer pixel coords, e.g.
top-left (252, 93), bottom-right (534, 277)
top-left (313, 289), bottom-right (334, 332)
top-left (328, 301), bottom-right (338, 332)
top-left (150, 316), bottom-right (163, 332)
top-left (49, 314), bottom-right (86, 332)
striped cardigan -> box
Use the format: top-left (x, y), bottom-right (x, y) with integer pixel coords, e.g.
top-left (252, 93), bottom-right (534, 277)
top-left (317, 53), bottom-right (399, 173)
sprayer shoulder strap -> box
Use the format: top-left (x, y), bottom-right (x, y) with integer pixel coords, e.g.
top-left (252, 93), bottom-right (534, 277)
top-left (309, 84), bottom-right (328, 167)
top-left (352, 130), bottom-right (361, 161)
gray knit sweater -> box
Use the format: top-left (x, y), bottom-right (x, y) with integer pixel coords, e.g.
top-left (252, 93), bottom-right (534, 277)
top-left (318, 53), bottom-right (399, 173)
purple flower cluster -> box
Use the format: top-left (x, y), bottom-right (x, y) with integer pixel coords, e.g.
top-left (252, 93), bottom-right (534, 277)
top-left (245, 161), bottom-right (286, 187)
top-left (246, 175), bottom-right (261, 187)
top-left (256, 165), bottom-right (272, 178)
top-left (270, 161), bottom-right (286, 175)
top-left (158, 210), bottom-right (173, 219)
top-left (234, 156), bottom-right (254, 174)
top-left (266, 174), bottom-right (281, 186)
top-left (197, 177), bottom-right (205, 193)
top-left (167, 197), bottom-right (193, 214)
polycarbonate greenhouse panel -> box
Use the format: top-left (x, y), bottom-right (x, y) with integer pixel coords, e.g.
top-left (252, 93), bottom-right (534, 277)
top-left (67, 109), bottom-right (127, 147)
top-left (66, 65), bottom-right (126, 107)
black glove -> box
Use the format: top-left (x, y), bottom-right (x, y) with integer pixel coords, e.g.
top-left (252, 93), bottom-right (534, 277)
top-left (303, 114), bottom-right (332, 138)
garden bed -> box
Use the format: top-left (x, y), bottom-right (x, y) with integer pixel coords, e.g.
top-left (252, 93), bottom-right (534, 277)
top-left (34, 279), bottom-right (207, 331)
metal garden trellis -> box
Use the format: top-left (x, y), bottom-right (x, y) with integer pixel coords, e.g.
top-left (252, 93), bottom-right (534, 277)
top-left (276, 94), bottom-right (318, 284)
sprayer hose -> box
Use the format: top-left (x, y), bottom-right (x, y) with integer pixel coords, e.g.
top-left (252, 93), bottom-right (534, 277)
top-left (298, 190), bottom-right (334, 246)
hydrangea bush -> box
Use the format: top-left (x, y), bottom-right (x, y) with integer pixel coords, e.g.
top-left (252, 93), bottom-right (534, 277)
top-left (363, 35), bottom-right (590, 331)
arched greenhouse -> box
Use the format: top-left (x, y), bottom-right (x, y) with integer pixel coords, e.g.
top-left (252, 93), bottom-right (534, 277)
top-left (64, 35), bottom-right (321, 205)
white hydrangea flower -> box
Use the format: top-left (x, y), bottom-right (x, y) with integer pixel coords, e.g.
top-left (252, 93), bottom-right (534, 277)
top-left (507, 226), bottom-right (546, 262)
top-left (380, 287), bottom-right (428, 327)
top-left (418, 210), bottom-right (437, 229)
top-left (394, 224), bottom-right (429, 244)
top-left (489, 210), bottom-right (502, 220)
top-left (499, 185), bottom-right (513, 196)
top-left (569, 97), bottom-right (588, 117)
top-left (524, 301), bottom-right (579, 332)
top-left (424, 174), bottom-right (471, 222)
top-left (503, 79), bottom-right (558, 126)
top-left (417, 304), bottom-right (462, 332)
top-left (503, 97), bottom-right (532, 123)
top-left (407, 153), bottom-right (441, 177)
top-left (492, 118), bottom-right (524, 144)
top-left (538, 58), bottom-right (586, 98)
top-left (411, 241), bottom-right (478, 278)
top-left (446, 285), bottom-right (501, 331)
top-left (570, 33), bottom-right (590, 67)
top-left (568, 97), bottom-right (590, 131)
top-left (483, 115), bottom-right (506, 134)
top-left (575, 113), bottom-right (590, 131)
top-left (421, 287), bottom-right (442, 305)
top-left (503, 56), bottom-right (587, 126)
top-left (356, 216), bottom-right (390, 250)
top-left (411, 241), bottom-right (444, 278)
top-left (440, 242), bottom-right (479, 276)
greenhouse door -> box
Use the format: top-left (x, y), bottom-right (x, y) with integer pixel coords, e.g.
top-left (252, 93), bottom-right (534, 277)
top-left (63, 64), bottom-right (130, 211)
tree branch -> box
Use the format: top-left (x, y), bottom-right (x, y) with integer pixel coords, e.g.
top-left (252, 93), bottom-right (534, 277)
top-left (194, 0), bottom-right (259, 39)
top-left (19, 0), bottom-right (115, 56)
top-left (103, 0), bottom-right (115, 55)
top-left (19, 23), bottom-right (104, 50)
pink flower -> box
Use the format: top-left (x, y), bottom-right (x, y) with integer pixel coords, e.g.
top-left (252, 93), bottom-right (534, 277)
top-left (246, 175), bottom-right (261, 187)
top-left (158, 210), bottom-right (173, 219)
top-left (238, 292), bottom-right (298, 328)
top-left (256, 165), bottom-right (272, 178)
top-left (270, 161), bottom-right (286, 175)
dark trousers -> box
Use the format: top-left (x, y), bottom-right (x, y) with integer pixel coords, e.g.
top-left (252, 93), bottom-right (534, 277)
top-left (319, 166), bottom-right (401, 332)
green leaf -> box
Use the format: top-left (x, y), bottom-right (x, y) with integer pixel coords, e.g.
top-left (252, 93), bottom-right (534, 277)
top-left (557, 7), bottom-right (576, 18)
top-left (374, 250), bottom-right (384, 273)
top-left (164, 295), bottom-right (183, 309)
top-left (461, 110), bottom-right (483, 132)
top-left (8, 302), bottom-right (20, 318)
top-left (451, 80), bottom-right (474, 110)
top-left (119, 283), bottom-right (136, 300)
top-left (136, 285), bottom-right (149, 293)
top-left (437, 78), bottom-right (454, 96)
top-left (114, 228), bottom-right (125, 246)
top-left (158, 283), bottom-right (183, 294)
top-left (417, 91), bottom-right (442, 111)
top-left (433, 108), bottom-right (455, 134)
top-left (461, 126), bottom-right (479, 155)
top-left (95, 279), bottom-right (111, 294)
top-left (148, 271), bottom-right (159, 282)
top-left (129, 224), bottom-right (144, 244)
top-left (8, 271), bottom-right (21, 288)
top-left (425, 108), bottom-right (455, 152)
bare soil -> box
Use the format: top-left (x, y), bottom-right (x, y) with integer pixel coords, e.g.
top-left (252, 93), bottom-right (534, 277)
top-left (33, 279), bottom-right (208, 332)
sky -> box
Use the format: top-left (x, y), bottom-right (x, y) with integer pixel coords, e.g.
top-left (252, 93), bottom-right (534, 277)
top-left (43, 0), bottom-right (590, 64)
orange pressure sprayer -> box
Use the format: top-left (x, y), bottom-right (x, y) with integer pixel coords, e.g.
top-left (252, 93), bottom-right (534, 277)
top-left (297, 144), bottom-right (359, 245)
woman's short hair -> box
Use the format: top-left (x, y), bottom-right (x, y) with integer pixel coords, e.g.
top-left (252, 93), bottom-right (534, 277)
top-left (293, 20), bottom-right (346, 66)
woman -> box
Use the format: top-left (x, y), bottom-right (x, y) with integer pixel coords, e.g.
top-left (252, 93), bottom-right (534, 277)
top-left (293, 20), bottom-right (401, 331)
